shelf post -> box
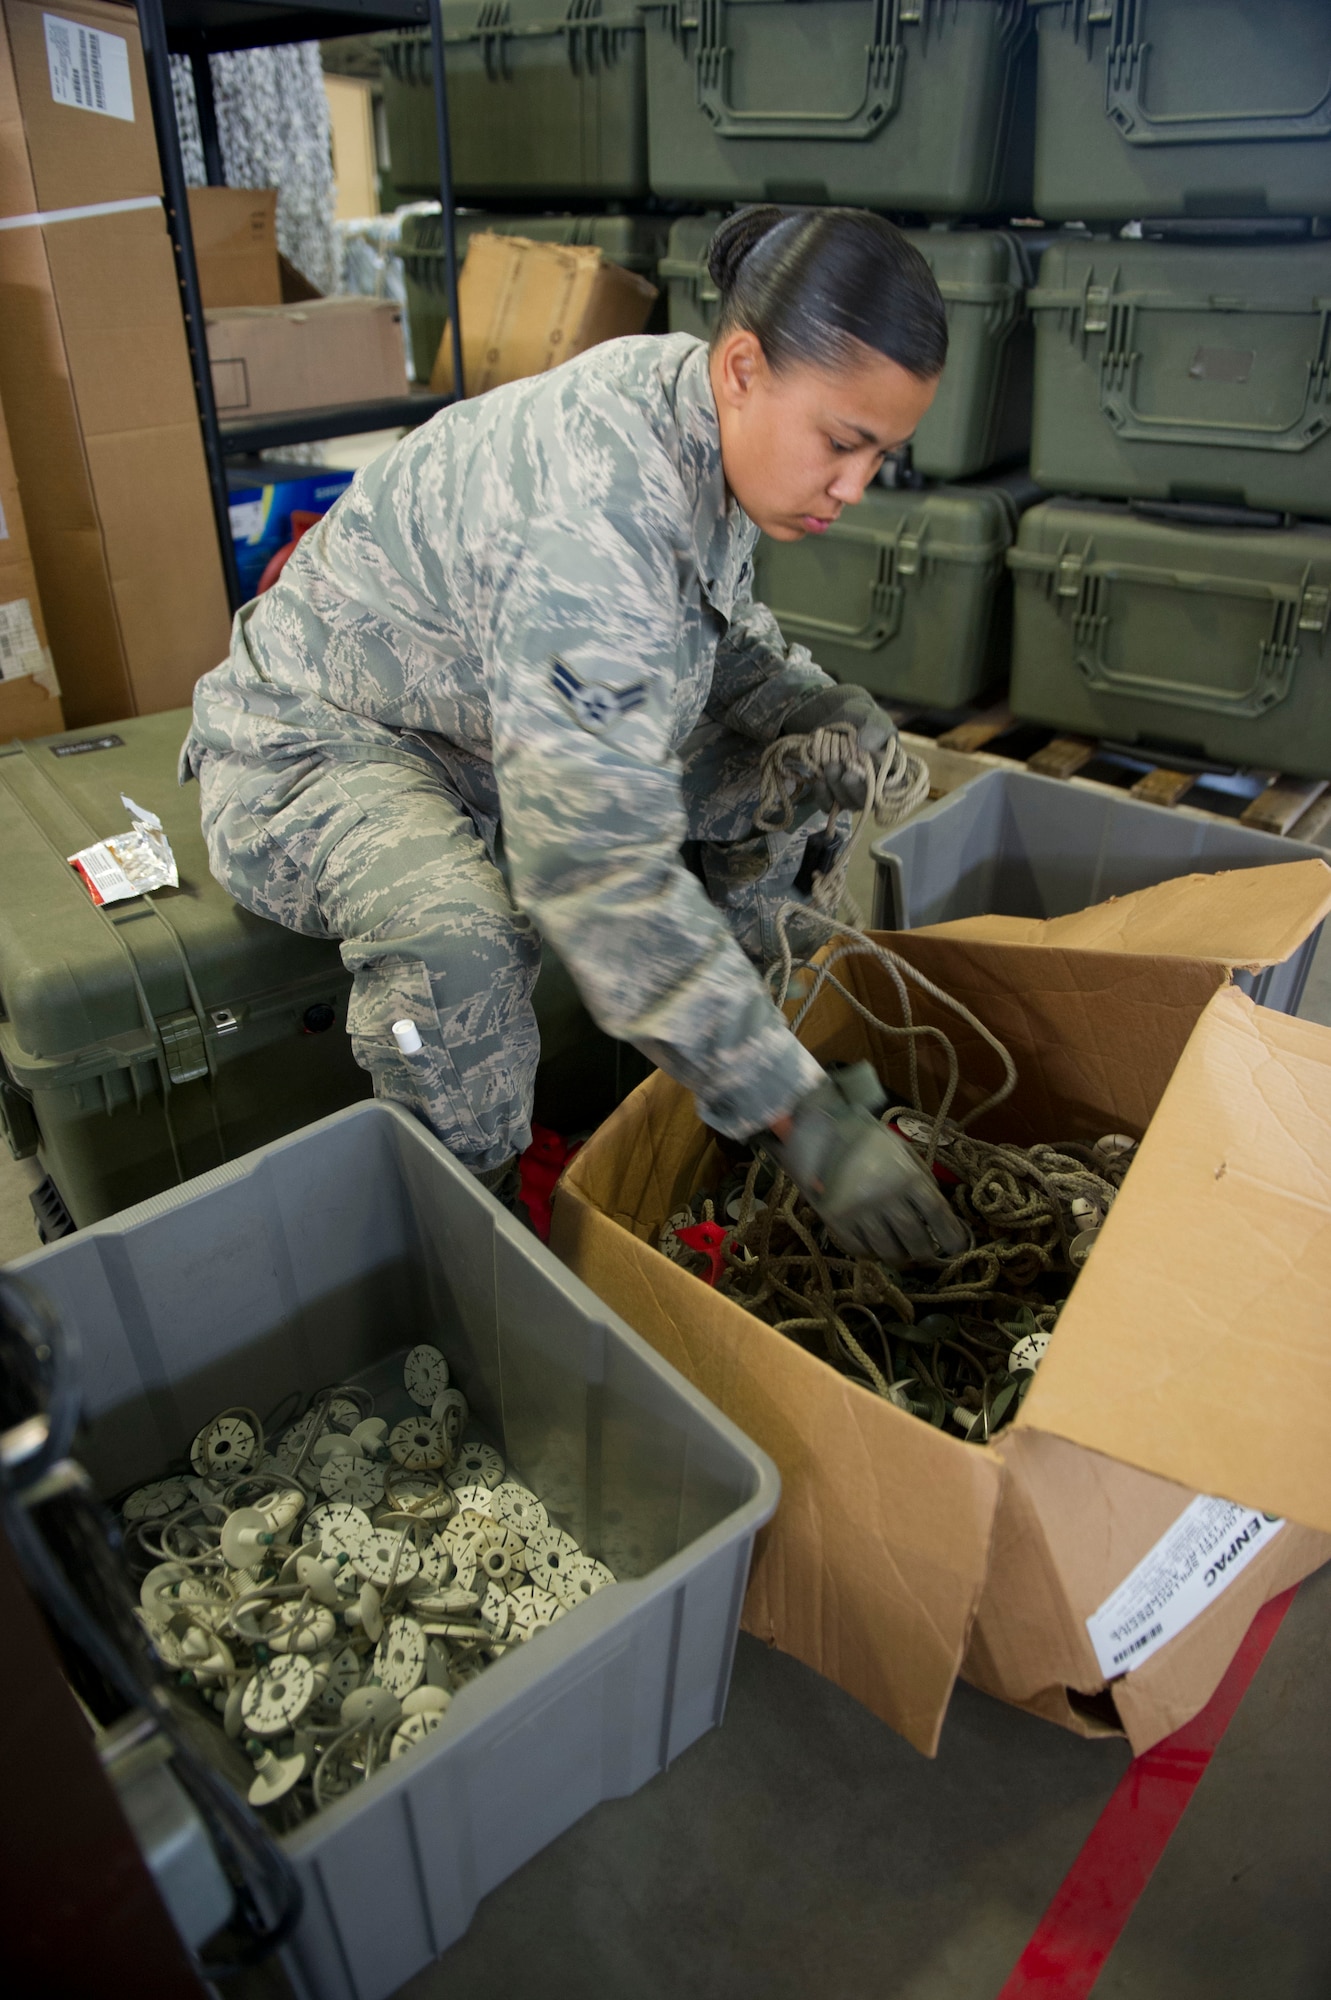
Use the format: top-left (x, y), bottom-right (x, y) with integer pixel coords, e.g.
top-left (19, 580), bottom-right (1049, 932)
top-left (136, 0), bottom-right (244, 611)
top-left (427, 0), bottom-right (465, 399)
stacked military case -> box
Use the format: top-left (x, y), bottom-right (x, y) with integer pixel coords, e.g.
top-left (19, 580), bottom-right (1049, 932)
top-left (376, 2), bottom-right (665, 382)
top-left (648, 7), bottom-right (1045, 707)
top-left (1009, 0), bottom-right (1331, 778)
top-left (0, 712), bottom-right (638, 1232)
top-left (379, 2), bottom-right (650, 202)
top-left (642, 0), bottom-right (1035, 212)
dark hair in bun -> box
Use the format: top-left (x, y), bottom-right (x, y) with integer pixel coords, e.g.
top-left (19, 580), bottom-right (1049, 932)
top-left (705, 206), bottom-right (948, 380)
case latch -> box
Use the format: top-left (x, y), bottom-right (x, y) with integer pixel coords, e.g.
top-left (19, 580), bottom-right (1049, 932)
top-left (157, 1010), bottom-right (208, 1085)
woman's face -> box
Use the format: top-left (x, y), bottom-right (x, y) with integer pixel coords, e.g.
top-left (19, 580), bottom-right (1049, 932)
top-left (709, 331), bottom-right (940, 542)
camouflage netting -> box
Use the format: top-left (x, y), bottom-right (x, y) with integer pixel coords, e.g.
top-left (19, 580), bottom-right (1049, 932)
top-left (171, 44), bottom-right (340, 298)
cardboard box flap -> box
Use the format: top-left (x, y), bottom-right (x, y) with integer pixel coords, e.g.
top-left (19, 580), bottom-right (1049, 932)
top-left (557, 1069), bottom-right (1005, 1757)
top-left (1019, 986), bottom-right (1331, 1534)
top-left (916, 859), bottom-right (1331, 973)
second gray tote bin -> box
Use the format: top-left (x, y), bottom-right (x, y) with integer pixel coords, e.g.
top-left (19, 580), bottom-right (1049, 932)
top-left (871, 767), bottom-right (1327, 1014)
top-left (12, 1101), bottom-right (779, 2000)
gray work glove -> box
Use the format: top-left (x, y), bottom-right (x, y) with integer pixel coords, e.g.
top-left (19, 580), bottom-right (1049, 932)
top-left (778, 685), bottom-right (895, 811)
top-left (767, 1062), bottom-right (969, 1268)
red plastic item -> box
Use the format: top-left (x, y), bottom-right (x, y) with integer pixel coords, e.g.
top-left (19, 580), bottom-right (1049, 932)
top-left (674, 1219), bottom-right (732, 1287)
top-left (889, 1119), bottom-right (960, 1187)
top-left (256, 508), bottom-right (324, 594)
top-left (518, 1124), bottom-right (582, 1243)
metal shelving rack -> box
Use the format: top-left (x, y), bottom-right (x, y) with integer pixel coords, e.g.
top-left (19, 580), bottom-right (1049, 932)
top-left (135, 0), bottom-right (465, 609)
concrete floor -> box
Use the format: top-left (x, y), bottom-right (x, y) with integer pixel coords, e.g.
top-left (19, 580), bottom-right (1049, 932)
top-left (401, 1567), bottom-right (1331, 2000)
top-left (3, 865), bottom-right (1329, 1997)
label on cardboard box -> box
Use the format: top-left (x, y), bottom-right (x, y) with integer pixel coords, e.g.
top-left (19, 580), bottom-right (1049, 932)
top-left (43, 13), bottom-right (133, 122)
top-left (1086, 1495), bottom-right (1285, 1680)
top-left (0, 599), bottom-right (45, 682)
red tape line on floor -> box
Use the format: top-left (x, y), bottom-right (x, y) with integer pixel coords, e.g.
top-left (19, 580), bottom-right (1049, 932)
top-left (996, 1584), bottom-right (1299, 2000)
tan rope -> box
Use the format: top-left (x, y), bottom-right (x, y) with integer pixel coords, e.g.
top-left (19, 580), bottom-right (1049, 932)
top-left (756, 724), bottom-right (929, 926)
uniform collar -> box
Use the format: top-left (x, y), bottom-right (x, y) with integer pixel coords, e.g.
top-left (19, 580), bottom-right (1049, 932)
top-left (671, 340), bottom-right (757, 616)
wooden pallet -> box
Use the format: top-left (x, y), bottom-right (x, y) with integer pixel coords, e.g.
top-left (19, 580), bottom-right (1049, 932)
top-left (893, 703), bottom-right (1331, 843)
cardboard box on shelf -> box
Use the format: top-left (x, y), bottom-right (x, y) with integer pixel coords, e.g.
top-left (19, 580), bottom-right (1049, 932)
top-left (0, 0), bottom-right (230, 728)
top-left (0, 382), bottom-right (63, 740)
top-left (205, 297), bottom-right (408, 419)
top-left (429, 232), bottom-right (659, 396)
top-left (553, 862), bottom-right (1331, 1758)
top-left (187, 186), bottom-right (281, 307)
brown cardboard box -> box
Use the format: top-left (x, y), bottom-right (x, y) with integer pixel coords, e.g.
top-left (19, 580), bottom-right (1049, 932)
top-left (204, 297), bottom-right (408, 418)
top-left (430, 232), bottom-right (659, 396)
top-left (187, 186), bottom-right (281, 307)
top-left (0, 0), bottom-right (230, 728)
top-left (553, 863), bottom-right (1331, 1757)
top-left (0, 382), bottom-right (62, 740)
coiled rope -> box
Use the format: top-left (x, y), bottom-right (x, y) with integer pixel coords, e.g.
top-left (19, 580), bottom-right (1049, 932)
top-left (659, 743), bottom-right (1140, 1439)
top-left (756, 723), bottom-right (929, 926)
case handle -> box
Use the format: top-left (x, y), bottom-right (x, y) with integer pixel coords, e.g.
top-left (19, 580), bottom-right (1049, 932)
top-left (1102, 8), bottom-right (1331, 147)
top-left (694, 0), bottom-right (907, 142)
top-left (1011, 544), bottom-right (1330, 718)
top-left (1087, 292), bottom-right (1331, 456)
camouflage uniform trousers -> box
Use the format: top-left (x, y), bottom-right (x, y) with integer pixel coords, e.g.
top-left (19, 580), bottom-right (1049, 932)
top-left (197, 722), bottom-right (846, 1172)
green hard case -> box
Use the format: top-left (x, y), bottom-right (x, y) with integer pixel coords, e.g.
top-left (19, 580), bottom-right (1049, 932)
top-left (1029, 237), bottom-right (1331, 520)
top-left (661, 219), bottom-right (1035, 481)
top-left (1030, 0), bottom-right (1331, 224)
top-left (0, 712), bottom-right (629, 1227)
top-left (642, 0), bottom-right (1035, 213)
top-left (753, 473), bottom-right (1039, 706)
top-left (1008, 498), bottom-right (1331, 776)
top-left (379, 2), bottom-right (649, 202)
top-left (400, 210), bottom-right (670, 383)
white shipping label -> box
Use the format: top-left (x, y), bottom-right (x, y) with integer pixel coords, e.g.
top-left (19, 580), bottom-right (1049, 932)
top-left (0, 494), bottom-right (8, 540)
top-left (0, 598), bottom-right (45, 682)
top-left (228, 499), bottom-right (267, 544)
top-left (1086, 1495), bottom-right (1285, 1681)
top-left (44, 14), bottom-right (134, 121)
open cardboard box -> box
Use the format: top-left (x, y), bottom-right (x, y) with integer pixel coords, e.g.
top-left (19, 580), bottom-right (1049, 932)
top-left (553, 862), bottom-right (1331, 1756)
top-left (428, 232), bottom-right (659, 397)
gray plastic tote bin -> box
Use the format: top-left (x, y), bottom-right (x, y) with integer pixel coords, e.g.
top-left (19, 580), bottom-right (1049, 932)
top-left (401, 210), bottom-right (670, 383)
top-left (643, 0), bottom-right (1035, 212)
top-left (1029, 0), bottom-right (1331, 223)
top-left (663, 220), bottom-right (1035, 482)
top-left (871, 766), bottom-right (1326, 1014)
top-left (1007, 498), bottom-right (1331, 778)
top-left (752, 472), bottom-right (1040, 706)
top-left (13, 1099), bottom-right (778, 2000)
top-left (379, 2), bottom-right (648, 202)
top-left (1029, 236), bottom-right (1331, 520)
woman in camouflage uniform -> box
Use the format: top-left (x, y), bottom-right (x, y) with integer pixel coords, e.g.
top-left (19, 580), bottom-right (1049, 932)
top-left (183, 208), bottom-right (964, 1265)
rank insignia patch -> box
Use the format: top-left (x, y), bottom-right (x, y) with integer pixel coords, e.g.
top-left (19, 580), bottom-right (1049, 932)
top-left (551, 658), bottom-right (646, 735)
